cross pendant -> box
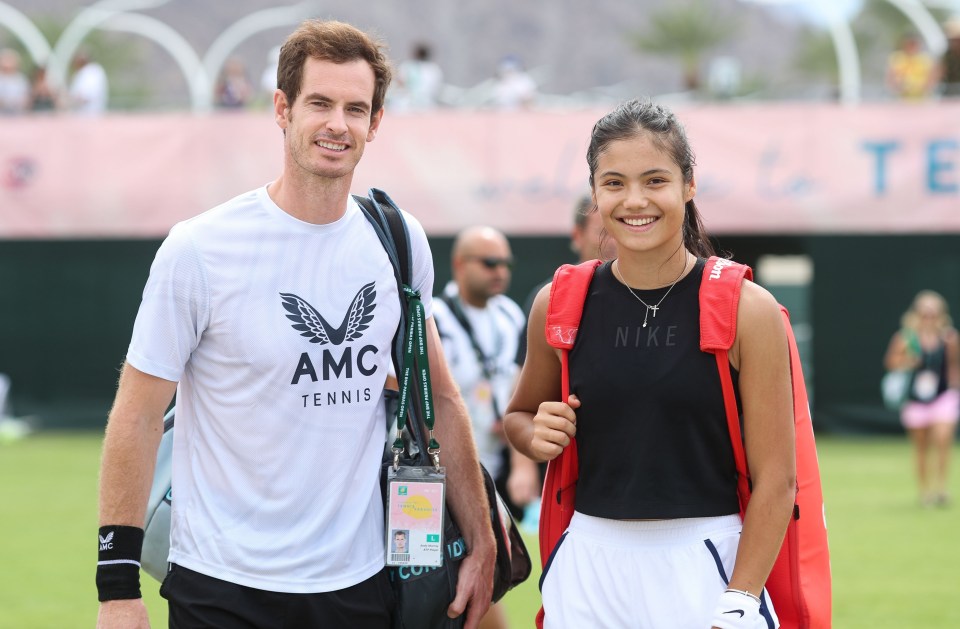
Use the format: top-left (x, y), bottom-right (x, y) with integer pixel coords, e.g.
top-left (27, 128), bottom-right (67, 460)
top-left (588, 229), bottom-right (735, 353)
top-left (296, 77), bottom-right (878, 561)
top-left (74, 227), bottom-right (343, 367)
top-left (642, 304), bottom-right (659, 328)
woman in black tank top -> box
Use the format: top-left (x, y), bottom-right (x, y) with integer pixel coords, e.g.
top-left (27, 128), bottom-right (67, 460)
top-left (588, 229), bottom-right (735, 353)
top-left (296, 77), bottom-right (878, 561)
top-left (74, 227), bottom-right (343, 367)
top-left (504, 99), bottom-right (796, 629)
top-left (884, 290), bottom-right (960, 507)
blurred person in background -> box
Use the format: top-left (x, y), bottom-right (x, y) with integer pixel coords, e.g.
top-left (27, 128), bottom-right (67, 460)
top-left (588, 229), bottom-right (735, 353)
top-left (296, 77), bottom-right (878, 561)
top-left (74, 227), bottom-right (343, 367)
top-left (394, 41), bottom-right (444, 111)
top-left (516, 194), bottom-right (617, 365)
top-left (29, 65), bottom-right (58, 112)
top-left (0, 48), bottom-right (29, 114)
top-left (491, 55), bottom-right (536, 110)
top-left (0, 373), bottom-right (32, 443)
top-left (886, 33), bottom-right (937, 100)
top-left (512, 195), bottom-right (617, 534)
top-left (95, 19), bottom-right (495, 629)
top-left (433, 226), bottom-right (537, 629)
top-left (884, 290), bottom-right (960, 507)
top-left (939, 19), bottom-right (960, 97)
top-left (215, 56), bottom-right (254, 109)
top-left (68, 48), bottom-right (107, 115)
top-left (259, 45), bottom-right (281, 106)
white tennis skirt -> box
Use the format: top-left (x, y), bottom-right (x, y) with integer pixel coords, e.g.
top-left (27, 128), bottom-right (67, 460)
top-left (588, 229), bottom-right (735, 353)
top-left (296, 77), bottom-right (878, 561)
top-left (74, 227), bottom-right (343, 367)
top-left (539, 512), bottom-right (779, 629)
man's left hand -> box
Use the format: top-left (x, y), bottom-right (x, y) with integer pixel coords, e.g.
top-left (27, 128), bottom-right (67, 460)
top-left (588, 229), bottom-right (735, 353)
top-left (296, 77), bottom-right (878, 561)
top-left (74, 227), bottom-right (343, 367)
top-left (446, 539), bottom-right (496, 629)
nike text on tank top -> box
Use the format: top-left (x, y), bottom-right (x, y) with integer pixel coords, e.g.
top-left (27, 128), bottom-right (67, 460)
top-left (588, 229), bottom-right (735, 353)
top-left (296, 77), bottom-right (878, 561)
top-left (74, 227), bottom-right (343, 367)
top-left (126, 187), bottom-right (435, 593)
top-left (569, 259), bottom-right (740, 519)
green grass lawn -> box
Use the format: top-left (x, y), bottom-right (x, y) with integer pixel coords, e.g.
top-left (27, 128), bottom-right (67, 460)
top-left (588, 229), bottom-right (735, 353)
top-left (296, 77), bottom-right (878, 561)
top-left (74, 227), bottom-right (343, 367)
top-left (1, 431), bottom-right (958, 628)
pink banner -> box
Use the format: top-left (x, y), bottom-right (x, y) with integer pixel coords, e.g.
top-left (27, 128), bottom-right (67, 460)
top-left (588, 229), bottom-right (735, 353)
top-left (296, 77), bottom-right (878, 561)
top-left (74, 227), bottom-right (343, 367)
top-left (2, 103), bottom-right (958, 238)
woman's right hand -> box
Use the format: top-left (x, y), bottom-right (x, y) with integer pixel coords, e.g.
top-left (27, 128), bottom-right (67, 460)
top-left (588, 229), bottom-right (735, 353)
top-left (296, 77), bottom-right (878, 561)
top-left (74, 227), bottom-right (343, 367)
top-left (529, 395), bottom-right (580, 461)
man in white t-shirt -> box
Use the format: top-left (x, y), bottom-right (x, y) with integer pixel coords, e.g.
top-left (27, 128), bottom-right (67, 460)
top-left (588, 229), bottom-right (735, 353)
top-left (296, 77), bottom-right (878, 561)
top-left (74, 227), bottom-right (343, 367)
top-left (516, 194), bottom-right (617, 365)
top-left (0, 48), bottom-right (29, 114)
top-left (491, 55), bottom-right (536, 110)
top-left (394, 42), bottom-right (444, 111)
top-left (68, 49), bottom-right (108, 115)
top-left (433, 227), bottom-right (539, 629)
top-left (96, 20), bottom-right (495, 629)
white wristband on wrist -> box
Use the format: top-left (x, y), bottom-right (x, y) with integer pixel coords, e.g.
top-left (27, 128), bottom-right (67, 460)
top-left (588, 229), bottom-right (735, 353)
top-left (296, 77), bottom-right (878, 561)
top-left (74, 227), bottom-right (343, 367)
top-left (711, 589), bottom-right (762, 629)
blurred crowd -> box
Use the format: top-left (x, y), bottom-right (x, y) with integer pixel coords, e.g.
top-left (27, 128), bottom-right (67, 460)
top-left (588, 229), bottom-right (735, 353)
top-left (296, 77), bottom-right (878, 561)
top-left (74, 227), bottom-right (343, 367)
top-left (0, 40), bottom-right (542, 115)
top-left (0, 46), bottom-right (107, 115)
top-left (3, 17), bottom-right (960, 116)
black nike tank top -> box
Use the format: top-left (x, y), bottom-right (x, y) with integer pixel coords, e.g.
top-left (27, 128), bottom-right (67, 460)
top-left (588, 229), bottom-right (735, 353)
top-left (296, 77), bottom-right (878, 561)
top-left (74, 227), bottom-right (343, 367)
top-left (569, 258), bottom-right (740, 519)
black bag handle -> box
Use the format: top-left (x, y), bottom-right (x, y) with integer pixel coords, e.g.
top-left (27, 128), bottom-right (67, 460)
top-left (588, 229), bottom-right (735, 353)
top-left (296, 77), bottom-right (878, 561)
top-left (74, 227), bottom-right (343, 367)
top-left (354, 189), bottom-right (410, 379)
top-left (355, 190), bottom-right (433, 465)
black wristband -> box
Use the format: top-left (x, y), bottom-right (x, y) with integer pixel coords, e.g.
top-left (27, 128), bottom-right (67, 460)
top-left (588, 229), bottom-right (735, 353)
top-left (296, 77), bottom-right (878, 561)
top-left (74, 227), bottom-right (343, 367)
top-left (96, 525), bottom-right (144, 602)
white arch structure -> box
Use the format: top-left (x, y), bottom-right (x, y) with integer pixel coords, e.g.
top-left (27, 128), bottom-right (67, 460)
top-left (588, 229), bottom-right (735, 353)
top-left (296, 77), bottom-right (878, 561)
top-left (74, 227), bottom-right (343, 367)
top-left (203, 2), bottom-right (317, 93)
top-left (823, 4), bottom-right (862, 106)
top-left (41, 0), bottom-right (315, 112)
top-left (0, 1), bottom-right (52, 66)
top-left (46, 0), bottom-right (170, 89)
top-left (887, 0), bottom-right (948, 54)
top-left (741, 0), bottom-right (953, 104)
top-left (90, 11), bottom-right (212, 111)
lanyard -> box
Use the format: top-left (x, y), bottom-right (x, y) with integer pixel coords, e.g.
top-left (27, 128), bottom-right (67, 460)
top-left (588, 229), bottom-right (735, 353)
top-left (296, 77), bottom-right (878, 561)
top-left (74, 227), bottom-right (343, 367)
top-left (394, 285), bottom-right (440, 467)
top-left (439, 292), bottom-right (503, 420)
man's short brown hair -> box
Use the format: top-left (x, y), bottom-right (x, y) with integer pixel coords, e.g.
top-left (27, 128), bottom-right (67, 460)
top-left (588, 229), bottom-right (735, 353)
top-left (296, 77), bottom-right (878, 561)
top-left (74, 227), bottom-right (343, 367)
top-left (277, 20), bottom-right (393, 116)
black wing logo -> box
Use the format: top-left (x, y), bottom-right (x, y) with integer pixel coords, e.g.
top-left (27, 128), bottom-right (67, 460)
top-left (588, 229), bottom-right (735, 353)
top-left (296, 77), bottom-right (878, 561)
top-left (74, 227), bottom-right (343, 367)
top-left (280, 282), bottom-right (376, 345)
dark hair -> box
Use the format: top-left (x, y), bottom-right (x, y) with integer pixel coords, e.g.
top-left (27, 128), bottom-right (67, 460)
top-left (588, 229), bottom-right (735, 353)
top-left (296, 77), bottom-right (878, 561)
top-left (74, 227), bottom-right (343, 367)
top-left (277, 20), bottom-right (393, 116)
top-left (586, 98), bottom-right (714, 258)
top-left (412, 43), bottom-right (432, 62)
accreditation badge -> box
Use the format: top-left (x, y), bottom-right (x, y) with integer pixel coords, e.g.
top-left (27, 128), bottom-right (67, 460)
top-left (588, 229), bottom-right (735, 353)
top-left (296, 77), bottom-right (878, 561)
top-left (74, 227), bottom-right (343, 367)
top-left (385, 466), bottom-right (446, 567)
top-left (913, 369), bottom-right (939, 401)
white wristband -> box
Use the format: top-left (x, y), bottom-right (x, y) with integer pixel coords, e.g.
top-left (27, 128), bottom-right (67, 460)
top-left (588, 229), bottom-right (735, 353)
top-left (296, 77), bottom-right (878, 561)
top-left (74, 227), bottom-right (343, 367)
top-left (711, 589), bottom-right (762, 629)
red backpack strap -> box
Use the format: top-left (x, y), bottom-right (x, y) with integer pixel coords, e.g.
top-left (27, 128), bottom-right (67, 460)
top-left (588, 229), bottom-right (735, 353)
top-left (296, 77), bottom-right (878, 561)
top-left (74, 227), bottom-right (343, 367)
top-left (699, 256), bottom-right (754, 511)
top-left (546, 260), bottom-right (603, 400)
top-left (546, 260), bottom-right (603, 348)
top-left (537, 260), bottom-right (599, 590)
top-left (700, 257), bottom-right (752, 352)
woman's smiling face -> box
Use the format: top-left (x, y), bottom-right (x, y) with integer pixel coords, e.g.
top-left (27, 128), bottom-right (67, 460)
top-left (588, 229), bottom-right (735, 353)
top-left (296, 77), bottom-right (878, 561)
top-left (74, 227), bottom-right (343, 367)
top-left (592, 132), bottom-right (696, 257)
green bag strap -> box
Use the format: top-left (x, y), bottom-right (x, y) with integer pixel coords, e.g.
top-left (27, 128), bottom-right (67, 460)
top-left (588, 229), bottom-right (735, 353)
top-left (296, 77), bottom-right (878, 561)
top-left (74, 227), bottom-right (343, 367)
top-left (395, 286), bottom-right (439, 464)
top-left (354, 190), bottom-right (440, 470)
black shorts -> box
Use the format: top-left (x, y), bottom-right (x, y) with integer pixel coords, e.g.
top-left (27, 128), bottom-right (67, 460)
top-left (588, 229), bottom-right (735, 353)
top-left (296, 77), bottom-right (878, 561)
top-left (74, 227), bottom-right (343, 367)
top-left (160, 563), bottom-right (396, 629)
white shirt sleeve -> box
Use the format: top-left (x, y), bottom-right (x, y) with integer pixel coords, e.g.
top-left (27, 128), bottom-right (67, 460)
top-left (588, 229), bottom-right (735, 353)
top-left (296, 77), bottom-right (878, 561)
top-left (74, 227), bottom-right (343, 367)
top-left (126, 223), bottom-right (209, 382)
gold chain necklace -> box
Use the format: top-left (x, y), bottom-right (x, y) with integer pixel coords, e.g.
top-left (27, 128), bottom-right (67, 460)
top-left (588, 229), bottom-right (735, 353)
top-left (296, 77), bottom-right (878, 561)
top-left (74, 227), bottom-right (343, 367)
top-left (613, 256), bottom-right (689, 328)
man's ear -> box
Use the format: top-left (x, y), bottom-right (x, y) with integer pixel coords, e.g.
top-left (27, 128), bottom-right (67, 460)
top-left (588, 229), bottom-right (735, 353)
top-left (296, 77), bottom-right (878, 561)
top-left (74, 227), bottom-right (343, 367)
top-left (274, 89), bottom-right (290, 130)
top-left (367, 108), bottom-right (384, 142)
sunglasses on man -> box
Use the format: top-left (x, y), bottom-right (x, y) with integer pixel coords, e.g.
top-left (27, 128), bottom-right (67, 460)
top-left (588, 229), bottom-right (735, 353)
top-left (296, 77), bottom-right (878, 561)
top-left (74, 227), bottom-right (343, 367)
top-left (466, 256), bottom-right (513, 270)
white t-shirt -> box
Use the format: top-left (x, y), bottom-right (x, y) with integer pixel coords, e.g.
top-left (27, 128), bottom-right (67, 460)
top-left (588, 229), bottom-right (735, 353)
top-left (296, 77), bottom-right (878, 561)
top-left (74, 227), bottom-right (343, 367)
top-left (69, 62), bottom-right (108, 114)
top-left (397, 60), bottom-right (443, 111)
top-left (0, 71), bottom-right (29, 114)
top-left (492, 71), bottom-right (536, 110)
top-left (432, 282), bottom-right (524, 477)
top-left (127, 186), bottom-right (434, 592)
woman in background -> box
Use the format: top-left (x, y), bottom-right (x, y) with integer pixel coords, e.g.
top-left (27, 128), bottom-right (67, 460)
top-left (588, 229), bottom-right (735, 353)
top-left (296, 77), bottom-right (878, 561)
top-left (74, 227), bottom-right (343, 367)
top-left (885, 290), bottom-right (960, 507)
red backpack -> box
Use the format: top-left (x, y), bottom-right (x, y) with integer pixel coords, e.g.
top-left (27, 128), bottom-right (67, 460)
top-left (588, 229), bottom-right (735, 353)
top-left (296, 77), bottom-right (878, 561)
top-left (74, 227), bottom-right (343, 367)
top-left (537, 256), bottom-right (831, 629)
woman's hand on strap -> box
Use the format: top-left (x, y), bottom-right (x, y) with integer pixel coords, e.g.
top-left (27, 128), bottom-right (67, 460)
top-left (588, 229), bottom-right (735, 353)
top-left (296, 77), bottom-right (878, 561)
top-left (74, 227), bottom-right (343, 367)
top-left (529, 395), bottom-right (579, 461)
